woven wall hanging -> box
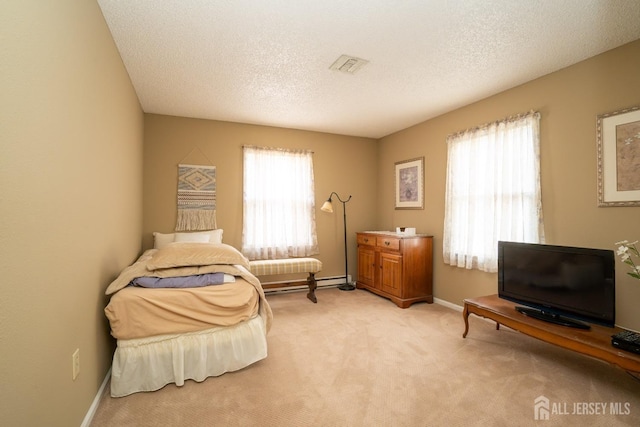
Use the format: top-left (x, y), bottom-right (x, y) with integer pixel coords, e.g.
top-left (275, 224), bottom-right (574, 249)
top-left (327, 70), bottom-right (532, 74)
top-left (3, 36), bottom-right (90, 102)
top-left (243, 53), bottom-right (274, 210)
top-left (175, 164), bottom-right (217, 231)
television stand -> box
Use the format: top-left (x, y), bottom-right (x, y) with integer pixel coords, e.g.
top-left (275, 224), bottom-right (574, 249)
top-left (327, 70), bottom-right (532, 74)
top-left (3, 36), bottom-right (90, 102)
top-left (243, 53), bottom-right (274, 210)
top-left (462, 294), bottom-right (640, 374)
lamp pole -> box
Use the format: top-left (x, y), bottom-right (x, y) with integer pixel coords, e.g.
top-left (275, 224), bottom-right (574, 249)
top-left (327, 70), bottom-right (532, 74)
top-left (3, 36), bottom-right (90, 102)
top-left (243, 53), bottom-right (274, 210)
top-left (323, 192), bottom-right (354, 291)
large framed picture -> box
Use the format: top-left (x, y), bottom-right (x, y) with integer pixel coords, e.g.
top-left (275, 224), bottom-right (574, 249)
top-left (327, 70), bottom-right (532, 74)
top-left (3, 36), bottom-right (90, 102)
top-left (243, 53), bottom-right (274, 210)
top-left (597, 105), bottom-right (640, 207)
top-left (395, 157), bottom-right (424, 209)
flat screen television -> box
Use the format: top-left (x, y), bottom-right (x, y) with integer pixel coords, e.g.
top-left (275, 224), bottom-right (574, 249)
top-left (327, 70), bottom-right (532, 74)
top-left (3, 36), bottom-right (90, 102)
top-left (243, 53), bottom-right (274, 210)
top-left (498, 241), bottom-right (615, 329)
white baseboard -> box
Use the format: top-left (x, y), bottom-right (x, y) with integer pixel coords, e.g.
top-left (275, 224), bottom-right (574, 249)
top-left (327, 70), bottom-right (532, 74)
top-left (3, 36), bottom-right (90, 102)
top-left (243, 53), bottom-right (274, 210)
top-left (81, 368), bottom-right (111, 427)
top-left (433, 297), bottom-right (463, 312)
top-left (262, 275), bottom-right (351, 294)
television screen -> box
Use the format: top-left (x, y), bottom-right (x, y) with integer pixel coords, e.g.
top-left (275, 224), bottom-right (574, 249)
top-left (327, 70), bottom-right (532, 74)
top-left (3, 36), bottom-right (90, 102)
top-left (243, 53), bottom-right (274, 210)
top-left (498, 241), bottom-right (615, 328)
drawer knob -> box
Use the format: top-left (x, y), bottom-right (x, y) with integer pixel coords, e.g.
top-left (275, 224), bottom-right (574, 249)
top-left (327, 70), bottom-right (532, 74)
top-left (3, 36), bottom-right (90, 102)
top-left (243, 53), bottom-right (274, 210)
top-left (384, 241), bottom-right (390, 246)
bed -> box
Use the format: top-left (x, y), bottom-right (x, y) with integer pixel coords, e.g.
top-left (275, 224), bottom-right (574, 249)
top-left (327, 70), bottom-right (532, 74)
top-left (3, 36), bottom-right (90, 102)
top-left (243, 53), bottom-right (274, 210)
top-left (104, 234), bottom-right (272, 397)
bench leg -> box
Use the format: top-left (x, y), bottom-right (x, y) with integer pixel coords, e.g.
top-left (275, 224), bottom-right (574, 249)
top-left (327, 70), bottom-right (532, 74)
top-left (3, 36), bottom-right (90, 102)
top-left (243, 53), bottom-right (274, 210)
top-left (306, 273), bottom-right (318, 303)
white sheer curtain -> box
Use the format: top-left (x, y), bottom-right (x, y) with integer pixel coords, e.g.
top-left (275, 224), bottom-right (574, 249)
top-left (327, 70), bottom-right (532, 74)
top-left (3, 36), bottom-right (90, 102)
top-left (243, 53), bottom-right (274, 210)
top-left (242, 146), bottom-right (319, 260)
top-left (443, 111), bottom-right (544, 273)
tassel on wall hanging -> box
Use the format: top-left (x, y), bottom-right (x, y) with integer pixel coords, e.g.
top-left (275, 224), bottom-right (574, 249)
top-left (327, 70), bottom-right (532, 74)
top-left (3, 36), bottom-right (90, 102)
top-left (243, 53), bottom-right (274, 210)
top-left (175, 164), bottom-right (217, 231)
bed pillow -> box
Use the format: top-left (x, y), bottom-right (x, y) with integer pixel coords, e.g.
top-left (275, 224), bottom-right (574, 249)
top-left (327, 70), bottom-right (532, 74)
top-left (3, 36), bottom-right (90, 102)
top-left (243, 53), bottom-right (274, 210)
top-left (153, 232), bottom-right (175, 249)
top-left (153, 229), bottom-right (224, 249)
top-left (147, 242), bottom-right (250, 270)
top-left (173, 231), bottom-right (210, 243)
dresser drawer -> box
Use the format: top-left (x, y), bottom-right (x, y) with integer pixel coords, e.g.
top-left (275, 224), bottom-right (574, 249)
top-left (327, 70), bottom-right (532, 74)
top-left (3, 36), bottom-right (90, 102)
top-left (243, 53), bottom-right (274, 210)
top-left (357, 234), bottom-right (376, 246)
top-left (376, 236), bottom-right (400, 251)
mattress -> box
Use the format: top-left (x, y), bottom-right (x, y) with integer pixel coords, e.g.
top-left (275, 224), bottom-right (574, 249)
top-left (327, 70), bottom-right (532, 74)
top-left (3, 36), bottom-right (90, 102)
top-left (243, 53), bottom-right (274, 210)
top-left (105, 279), bottom-right (259, 340)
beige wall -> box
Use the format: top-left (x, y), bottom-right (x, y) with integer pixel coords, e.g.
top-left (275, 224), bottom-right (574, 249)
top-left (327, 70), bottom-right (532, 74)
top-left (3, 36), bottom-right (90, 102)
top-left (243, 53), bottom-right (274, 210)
top-left (143, 114), bottom-right (378, 282)
top-left (378, 39), bottom-right (640, 331)
top-left (0, 1), bottom-right (143, 426)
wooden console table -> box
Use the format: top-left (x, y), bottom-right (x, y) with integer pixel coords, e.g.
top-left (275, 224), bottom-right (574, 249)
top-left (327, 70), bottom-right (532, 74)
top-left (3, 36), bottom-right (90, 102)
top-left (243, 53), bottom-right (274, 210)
top-left (463, 294), bottom-right (640, 373)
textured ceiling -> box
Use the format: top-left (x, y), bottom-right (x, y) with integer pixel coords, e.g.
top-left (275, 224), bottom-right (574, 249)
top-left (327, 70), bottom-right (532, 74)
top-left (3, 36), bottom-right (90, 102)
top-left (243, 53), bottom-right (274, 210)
top-left (97, 0), bottom-right (640, 138)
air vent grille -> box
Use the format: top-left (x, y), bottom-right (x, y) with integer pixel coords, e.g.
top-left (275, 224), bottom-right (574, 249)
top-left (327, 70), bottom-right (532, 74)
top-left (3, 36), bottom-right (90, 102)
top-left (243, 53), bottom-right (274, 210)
top-left (330, 55), bottom-right (368, 74)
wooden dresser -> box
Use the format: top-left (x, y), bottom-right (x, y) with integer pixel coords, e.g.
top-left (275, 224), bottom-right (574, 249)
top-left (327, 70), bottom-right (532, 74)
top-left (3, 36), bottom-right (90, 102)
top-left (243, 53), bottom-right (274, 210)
top-left (356, 231), bottom-right (433, 308)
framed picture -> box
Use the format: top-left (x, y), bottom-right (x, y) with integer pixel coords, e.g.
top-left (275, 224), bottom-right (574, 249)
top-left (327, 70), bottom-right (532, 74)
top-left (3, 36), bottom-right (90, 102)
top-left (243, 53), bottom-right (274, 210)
top-left (597, 105), bottom-right (640, 207)
top-left (395, 157), bottom-right (424, 209)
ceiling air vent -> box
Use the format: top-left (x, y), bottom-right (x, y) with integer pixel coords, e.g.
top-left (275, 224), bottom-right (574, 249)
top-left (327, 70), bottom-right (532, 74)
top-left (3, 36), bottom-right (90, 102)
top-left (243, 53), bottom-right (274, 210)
top-left (329, 55), bottom-right (368, 74)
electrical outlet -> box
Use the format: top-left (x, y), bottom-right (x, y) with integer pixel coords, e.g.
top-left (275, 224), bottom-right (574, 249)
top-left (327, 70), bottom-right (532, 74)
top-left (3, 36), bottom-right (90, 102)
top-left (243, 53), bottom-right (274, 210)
top-left (72, 348), bottom-right (80, 380)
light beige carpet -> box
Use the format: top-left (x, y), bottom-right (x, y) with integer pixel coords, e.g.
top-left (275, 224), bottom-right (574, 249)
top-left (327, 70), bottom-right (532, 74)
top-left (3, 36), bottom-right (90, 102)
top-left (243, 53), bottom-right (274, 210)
top-left (90, 288), bottom-right (640, 426)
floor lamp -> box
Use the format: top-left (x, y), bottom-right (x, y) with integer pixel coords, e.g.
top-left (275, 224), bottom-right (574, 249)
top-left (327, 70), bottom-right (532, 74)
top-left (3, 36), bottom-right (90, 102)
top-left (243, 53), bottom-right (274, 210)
top-left (321, 192), bottom-right (355, 291)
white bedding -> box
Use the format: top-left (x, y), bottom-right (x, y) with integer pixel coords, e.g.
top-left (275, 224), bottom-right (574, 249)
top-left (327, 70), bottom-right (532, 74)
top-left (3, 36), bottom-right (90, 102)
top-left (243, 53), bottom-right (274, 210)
top-left (106, 243), bottom-right (272, 397)
top-left (110, 314), bottom-right (267, 397)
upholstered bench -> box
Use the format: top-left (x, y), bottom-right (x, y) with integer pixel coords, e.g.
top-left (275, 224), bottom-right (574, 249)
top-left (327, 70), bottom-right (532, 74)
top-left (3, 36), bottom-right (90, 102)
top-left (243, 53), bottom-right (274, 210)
top-left (248, 258), bottom-right (322, 303)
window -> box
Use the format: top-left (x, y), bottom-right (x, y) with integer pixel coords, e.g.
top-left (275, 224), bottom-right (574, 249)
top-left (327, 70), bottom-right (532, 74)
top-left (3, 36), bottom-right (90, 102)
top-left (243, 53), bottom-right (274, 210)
top-left (242, 146), bottom-right (319, 260)
top-left (443, 111), bottom-right (544, 273)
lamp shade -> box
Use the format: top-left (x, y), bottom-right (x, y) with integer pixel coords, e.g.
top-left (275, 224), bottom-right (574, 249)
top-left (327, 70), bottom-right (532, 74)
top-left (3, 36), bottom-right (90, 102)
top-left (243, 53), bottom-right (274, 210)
top-left (320, 200), bottom-right (334, 213)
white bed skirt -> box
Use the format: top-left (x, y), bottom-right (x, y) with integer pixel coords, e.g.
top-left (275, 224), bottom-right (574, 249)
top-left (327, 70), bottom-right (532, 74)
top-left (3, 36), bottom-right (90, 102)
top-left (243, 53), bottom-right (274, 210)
top-left (110, 314), bottom-right (267, 397)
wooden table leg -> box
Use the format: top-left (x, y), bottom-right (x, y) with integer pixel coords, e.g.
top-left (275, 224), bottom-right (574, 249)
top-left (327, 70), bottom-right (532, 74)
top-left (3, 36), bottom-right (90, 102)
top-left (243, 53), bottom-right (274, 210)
top-left (306, 273), bottom-right (318, 303)
top-left (462, 303), bottom-right (470, 338)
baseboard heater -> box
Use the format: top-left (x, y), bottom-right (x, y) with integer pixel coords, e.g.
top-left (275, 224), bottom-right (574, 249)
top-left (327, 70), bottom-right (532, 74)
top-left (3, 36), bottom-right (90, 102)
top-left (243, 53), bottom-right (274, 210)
top-left (262, 275), bottom-right (351, 295)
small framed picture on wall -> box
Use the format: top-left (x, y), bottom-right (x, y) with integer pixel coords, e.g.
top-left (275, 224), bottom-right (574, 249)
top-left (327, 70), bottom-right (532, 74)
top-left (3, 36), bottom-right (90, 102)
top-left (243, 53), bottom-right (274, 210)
top-left (395, 157), bottom-right (424, 209)
top-left (597, 105), bottom-right (640, 207)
